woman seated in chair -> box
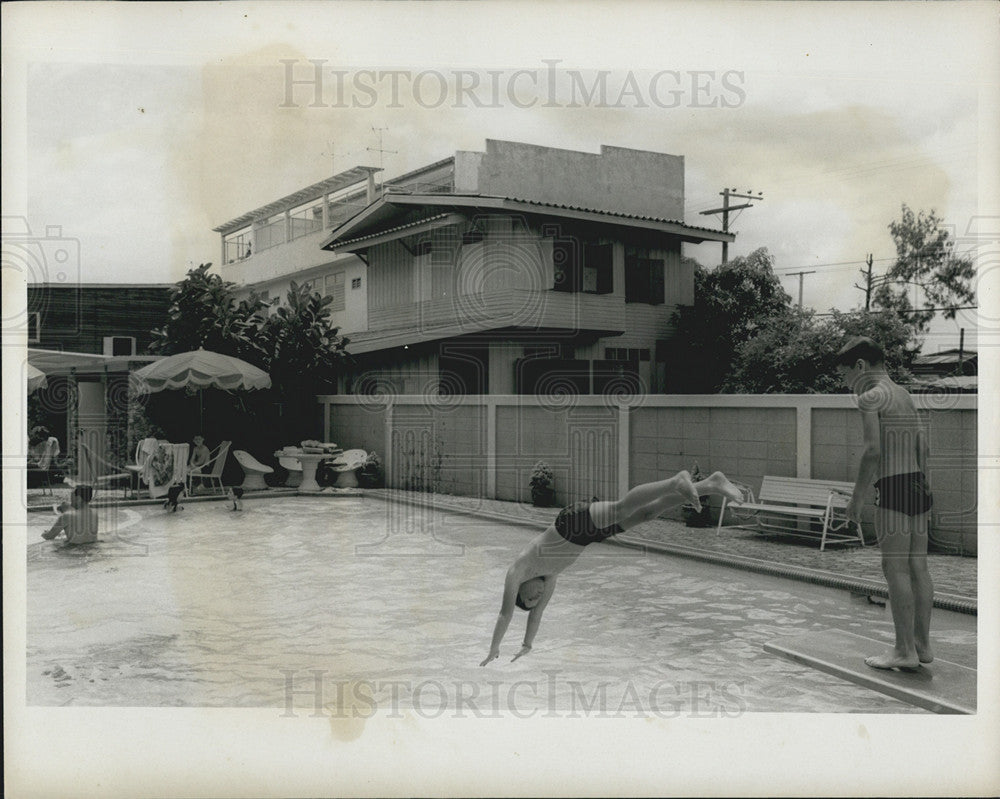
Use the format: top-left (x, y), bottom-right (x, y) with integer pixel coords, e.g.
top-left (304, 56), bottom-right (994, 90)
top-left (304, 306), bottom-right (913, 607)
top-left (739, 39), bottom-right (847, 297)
top-left (27, 426), bottom-right (62, 488)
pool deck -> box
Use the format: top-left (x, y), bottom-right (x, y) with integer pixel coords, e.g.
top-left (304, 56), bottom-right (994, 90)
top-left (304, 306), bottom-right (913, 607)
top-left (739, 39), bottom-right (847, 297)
top-left (26, 485), bottom-right (977, 611)
top-left (366, 490), bottom-right (978, 613)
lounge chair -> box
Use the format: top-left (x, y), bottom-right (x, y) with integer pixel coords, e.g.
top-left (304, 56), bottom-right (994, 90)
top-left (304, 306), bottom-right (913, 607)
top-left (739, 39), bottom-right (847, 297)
top-left (233, 449), bottom-right (273, 490)
top-left (187, 440), bottom-right (231, 496)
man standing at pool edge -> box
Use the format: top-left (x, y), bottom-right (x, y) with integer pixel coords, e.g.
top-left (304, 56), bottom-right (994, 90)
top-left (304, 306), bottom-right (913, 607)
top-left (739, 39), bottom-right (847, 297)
top-left (836, 336), bottom-right (934, 670)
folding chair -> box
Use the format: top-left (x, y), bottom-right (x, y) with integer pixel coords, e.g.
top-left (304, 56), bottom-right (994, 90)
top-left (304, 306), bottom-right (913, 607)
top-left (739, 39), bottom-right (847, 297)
top-left (187, 440), bottom-right (231, 496)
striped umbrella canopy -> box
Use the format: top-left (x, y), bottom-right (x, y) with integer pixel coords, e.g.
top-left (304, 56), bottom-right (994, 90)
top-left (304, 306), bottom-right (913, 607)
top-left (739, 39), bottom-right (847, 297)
top-left (133, 348), bottom-right (271, 393)
top-left (27, 362), bottom-right (48, 393)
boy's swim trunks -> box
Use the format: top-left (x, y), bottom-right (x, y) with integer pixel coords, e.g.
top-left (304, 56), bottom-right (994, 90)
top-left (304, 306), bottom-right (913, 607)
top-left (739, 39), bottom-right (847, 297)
top-left (554, 500), bottom-right (624, 546)
top-left (873, 472), bottom-right (933, 516)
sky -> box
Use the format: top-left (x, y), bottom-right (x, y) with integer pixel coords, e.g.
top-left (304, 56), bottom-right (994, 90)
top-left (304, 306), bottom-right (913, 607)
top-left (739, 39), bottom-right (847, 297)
top-left (5, 2), bottom-right (997, 353)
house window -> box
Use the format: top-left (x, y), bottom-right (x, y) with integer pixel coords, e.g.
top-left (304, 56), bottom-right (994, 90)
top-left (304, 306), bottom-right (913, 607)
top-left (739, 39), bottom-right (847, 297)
top-left (583, 243), bottom-right (613, 294)
top-left (324, 272), bottom-right (346, 312)
top-left (552, 238), bottom-right (580, 293)
top-left (28, 312), bottom-right (41, 343)
top-left (553, 240), bottom-right (612, 294)
top-left (625, 247), bottom-right (665, 304)
top-left (351, 277), bottom-right (362, 290)
top-left (604, 347), bottom-right (650, 362)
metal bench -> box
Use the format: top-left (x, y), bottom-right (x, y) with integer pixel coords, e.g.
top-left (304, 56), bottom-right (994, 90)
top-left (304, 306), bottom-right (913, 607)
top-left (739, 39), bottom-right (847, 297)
top-left (717, 475), bottom-right (864, 551)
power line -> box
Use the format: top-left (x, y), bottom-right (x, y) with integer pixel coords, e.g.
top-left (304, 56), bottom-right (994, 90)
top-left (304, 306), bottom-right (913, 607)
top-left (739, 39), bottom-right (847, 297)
top-left (812, 305), bottom-right (978, 318)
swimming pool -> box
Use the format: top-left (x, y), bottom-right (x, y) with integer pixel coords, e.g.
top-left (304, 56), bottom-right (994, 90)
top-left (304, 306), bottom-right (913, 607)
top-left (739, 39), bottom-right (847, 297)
top-left (26, 495), bottom-right (976, 713)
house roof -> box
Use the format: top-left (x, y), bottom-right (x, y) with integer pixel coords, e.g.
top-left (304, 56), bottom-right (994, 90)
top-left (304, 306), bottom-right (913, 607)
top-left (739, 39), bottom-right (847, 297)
top-left (911, 375), bottom-right (977, 392)
top-left (912, 349), bottom-right (977, 365)
top-left (213, 165), bottom-right (383, 235)
top-left (321, 192), bottom-right (734, 251)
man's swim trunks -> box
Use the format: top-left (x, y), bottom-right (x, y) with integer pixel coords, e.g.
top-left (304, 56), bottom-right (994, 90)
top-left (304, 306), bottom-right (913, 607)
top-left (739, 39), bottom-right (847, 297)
top-left (554, 500), bottom-right (624, 546)
top-left (873, 472), bottom-right (933, 516)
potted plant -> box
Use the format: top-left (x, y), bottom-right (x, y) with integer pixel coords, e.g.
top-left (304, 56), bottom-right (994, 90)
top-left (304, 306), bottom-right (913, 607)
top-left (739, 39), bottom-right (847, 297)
top-left (682, 462), bottom-right (712, 527)
top-left (529, 461), bottom-right (555, 507)
top-left (358, 451), bottom-right (385, 489)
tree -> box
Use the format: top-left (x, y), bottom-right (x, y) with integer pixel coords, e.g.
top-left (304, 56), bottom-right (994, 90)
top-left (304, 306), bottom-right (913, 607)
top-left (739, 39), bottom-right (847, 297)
top-left (146, 267), bottom-right (351, 448)
top-left (725, 308), bottom-right (918, 393)
top-left (872, 205), bottom-right (976, 332)
top-left (256, 281), bottom-right (352, 441)
top-left (148, 263), bottom-right (267, 362)
top-left (669, 247), bottom-right (793, 392)
top-left (258, 281), bottom-right (351, 389)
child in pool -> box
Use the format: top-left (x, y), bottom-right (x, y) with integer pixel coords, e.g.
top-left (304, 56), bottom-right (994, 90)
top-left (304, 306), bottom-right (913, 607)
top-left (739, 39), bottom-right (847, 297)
top-left (480, 470), bottom-right (744, 665)
top-left (163, 483), bottom-right (185, 512)
top-left (227, 486), bottom-right (244, 511)
top-left (43, 484), bottom-right (99, 545)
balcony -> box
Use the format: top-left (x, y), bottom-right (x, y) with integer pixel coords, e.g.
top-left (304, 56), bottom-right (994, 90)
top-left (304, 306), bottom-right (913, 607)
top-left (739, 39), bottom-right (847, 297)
top-left (351, 289), bottom-right (629, 353)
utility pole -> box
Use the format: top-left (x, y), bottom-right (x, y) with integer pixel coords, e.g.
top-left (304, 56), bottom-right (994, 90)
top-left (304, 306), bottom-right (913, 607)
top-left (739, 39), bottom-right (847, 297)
top-left (786, 270), bottom-right (816, 308)
top-left (367, 127), bottom-right (397, 194)
top-left (699, 188), bottom-right (763, 264)
top-left (854, 254), bottom-right (875, 311)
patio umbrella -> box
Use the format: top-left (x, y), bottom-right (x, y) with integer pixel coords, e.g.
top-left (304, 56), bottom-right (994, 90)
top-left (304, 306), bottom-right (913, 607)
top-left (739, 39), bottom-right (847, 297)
top-left (27, 363), bottom-right (48, 393)
top-left (132, 348), bottom-right (271, 430)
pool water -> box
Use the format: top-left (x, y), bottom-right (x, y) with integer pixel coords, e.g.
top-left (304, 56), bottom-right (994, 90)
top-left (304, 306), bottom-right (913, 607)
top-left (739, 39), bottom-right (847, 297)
top-left (26, 496), bottom-right (976, 713)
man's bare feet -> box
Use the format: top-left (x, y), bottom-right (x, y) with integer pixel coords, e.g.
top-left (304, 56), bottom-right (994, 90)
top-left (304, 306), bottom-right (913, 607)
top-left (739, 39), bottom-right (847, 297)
top-left (916, 645), bottom-right (934, 664)
top-left (698, 471), bottom-right (744, 504)
top-left (865, 651), bottom-right (920, 670)
top-left (676, 471), bottom-right (701, 510)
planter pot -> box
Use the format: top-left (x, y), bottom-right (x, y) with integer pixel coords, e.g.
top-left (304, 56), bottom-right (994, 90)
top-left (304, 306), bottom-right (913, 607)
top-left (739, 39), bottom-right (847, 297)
top-left (531, 486), bottom-right (555, 508)
top-left (683, 497), bottom-right (711, 527)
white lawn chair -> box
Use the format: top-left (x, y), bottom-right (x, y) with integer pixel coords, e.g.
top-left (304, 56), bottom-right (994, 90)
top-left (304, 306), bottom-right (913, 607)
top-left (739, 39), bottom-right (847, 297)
top-left (187, 440), bottom-right (231, 496)
top-left (233, 449), bottom-right (273, 490)
top-left (277, 452), bottom-right (303, 488)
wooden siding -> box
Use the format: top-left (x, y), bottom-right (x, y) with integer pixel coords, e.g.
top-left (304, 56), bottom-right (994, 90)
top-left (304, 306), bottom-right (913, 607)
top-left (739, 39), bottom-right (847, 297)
top-left (28, 286), bottom-right (172, 355)
top-left (367, 240), bottom-right (415, 311)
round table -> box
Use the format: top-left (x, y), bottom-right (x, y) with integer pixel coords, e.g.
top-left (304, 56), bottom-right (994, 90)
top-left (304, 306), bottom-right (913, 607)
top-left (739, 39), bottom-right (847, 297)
top-left (275, 452), bottom-right (330, 492)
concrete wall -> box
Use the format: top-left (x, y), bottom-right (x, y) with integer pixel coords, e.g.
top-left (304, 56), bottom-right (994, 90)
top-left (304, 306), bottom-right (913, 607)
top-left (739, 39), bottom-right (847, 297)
top-left (320, 393), bottom-right (979, 555)
top-left (459, 140), bottom-right (685, 220)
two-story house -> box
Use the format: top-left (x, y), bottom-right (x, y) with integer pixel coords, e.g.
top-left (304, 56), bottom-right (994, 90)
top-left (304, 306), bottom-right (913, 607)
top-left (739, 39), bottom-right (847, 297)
top-left (216, 140), bottom-right (733, 396)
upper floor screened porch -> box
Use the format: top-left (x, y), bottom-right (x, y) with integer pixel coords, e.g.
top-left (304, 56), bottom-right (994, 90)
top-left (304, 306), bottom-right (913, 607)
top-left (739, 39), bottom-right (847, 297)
top-left (214, 166), bottom-right (383, 286)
